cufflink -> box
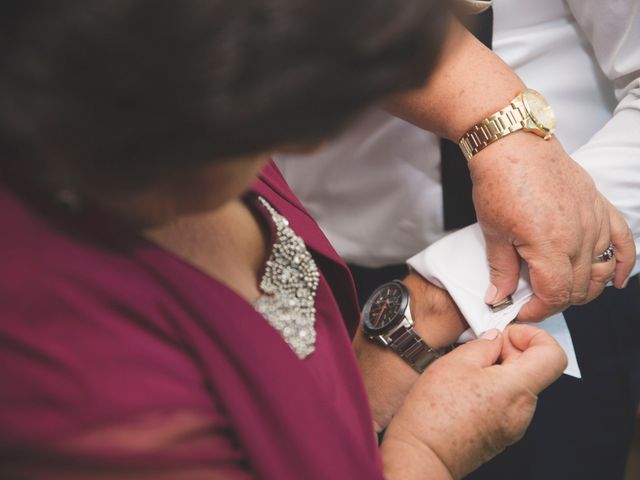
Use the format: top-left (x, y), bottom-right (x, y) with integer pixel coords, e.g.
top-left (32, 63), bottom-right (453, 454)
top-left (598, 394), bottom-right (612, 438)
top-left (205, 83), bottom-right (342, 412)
top-left (488, 295), bottom-right (513, 313)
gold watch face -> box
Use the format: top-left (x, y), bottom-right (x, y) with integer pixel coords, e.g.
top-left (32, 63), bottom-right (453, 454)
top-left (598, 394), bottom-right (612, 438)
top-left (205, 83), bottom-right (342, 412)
top-left (522, 89), bottom-right (556, 136)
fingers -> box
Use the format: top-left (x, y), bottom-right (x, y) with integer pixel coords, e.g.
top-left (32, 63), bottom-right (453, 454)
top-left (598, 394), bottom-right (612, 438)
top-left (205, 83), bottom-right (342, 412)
top-left (516, 255), bottom-right (573, 322)
top-left (484, 236), bottom-right (521, 305)
top-left (586, 239), bottom-right (617, 303)
top-left (579, 204), bottom-right (614, 303)
top-left (442, 329), bottom-right (503, 369)
top-left (500, 324), bottom-right (567, 394)
top-left (514, 199), bottom-right (633, 318)
top-left (607, 201), bottom-right (637, 288)
top-left (568, 248), bottom-right (594, 305)
top-left (566, 200), bottom-right (601, 305)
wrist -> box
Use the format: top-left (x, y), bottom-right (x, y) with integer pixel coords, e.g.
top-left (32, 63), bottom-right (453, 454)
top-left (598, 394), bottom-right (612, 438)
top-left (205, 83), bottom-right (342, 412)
top-left (468, 130), bottom-right (561, 174)
top-left (381, 424), bottom-right (455, 480)
top-left (403, 273), bottom-right (467, 349)
top-left (386, 22), bottom-right (525, 142)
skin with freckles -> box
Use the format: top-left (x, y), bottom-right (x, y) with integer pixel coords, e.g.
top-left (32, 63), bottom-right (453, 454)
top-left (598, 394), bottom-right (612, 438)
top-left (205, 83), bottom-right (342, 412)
top-left (354, 273), bottom-right (468, 431)
top-left (88, 26), bottom-right (591, 475)
top-left (0, 3), bottom-right (575, 478)
top-left (470, 132), bottom-right (634, 321)
top-left (386, 20), bottom-right (636, 322)
top-left (100, 156), bottom-right (566, 480)
top-left (380, 324), bottom-right (568, 480)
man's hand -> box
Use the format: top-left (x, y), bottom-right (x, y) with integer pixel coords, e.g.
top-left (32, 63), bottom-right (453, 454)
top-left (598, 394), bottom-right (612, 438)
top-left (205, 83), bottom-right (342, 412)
top-left (470, 132), bottom-right (636, 322)
top-left (385, 22), bottom-right (636, 323)
top-left (354, 273), bottom-right (467, 432)
top-left (381, 324), bottom-right (567, 480)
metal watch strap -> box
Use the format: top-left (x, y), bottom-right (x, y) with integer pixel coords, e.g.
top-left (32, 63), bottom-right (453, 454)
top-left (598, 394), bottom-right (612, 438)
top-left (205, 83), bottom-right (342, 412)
top-left (388, 326), bottom-right (442, 373)
top-left (459, 97), bottom-right (528, 161)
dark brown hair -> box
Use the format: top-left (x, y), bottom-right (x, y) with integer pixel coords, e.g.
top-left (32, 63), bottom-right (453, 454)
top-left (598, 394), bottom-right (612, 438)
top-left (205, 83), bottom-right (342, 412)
top-left (0, 0), bottom-right (449, 192)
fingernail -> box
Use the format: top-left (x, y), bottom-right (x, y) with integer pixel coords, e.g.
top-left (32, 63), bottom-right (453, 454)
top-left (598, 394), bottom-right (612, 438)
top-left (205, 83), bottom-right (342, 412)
top-left (485, 283), bottom-right (498, 304)
top-left (480, 328), bottom-right (499, 340)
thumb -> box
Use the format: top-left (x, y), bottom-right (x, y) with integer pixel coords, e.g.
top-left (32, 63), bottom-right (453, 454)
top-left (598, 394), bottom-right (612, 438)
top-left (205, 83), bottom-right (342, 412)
top-left (445, 329), bottom-right (503, 368)
top-left (607, 200), bottom-right (637, 288)
top-left (484, 235), bottom-right (521, 305)
top-left (501, 324), bottom-right (567, 394)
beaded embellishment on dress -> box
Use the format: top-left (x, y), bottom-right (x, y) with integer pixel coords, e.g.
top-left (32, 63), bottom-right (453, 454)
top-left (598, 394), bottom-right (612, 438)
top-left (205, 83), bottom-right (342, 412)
top-left (253, 197), bottom-right (319, 359)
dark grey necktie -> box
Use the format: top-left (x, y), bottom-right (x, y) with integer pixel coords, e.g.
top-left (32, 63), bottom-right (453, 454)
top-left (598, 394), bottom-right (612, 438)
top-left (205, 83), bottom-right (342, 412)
top-left (441, 7), bottom-right (494, 230)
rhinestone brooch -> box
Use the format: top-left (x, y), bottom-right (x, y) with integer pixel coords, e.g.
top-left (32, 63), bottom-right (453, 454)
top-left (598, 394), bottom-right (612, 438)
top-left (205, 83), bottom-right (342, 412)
top-left (253, 197), bottom-right (320, 359)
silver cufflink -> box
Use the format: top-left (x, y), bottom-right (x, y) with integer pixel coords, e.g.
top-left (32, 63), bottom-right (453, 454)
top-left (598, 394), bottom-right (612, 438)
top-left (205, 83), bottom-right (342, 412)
top-left (488, 295), bottom-right (513, 312)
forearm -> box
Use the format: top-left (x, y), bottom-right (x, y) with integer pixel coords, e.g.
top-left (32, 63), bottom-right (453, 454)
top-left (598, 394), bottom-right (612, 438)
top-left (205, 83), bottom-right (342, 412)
top-left (381, 431), bottom-right (454, 480)
top-left (385, 19), bottom-right (525, 141)
top-left (354, 273), bottom-right (467, 432)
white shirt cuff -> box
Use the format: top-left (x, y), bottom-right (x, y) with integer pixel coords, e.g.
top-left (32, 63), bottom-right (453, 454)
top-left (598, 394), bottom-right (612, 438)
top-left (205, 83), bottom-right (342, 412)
top-left (407, 223), bottom-right (581, 378)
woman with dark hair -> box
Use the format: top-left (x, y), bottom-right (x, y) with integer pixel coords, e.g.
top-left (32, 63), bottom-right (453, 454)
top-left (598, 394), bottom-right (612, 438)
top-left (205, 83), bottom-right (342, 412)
top-left (0, 1), bottom-right (566, 478)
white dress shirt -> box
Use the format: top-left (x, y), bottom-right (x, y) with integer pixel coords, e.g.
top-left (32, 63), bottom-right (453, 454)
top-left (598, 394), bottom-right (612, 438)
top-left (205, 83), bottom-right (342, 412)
top-left (275, 0), bottom-right (640, 271)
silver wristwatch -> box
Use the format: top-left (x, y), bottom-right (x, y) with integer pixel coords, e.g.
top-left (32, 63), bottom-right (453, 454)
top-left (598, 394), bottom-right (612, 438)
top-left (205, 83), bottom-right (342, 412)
top-left (361, 280), bottom-right (451, 373)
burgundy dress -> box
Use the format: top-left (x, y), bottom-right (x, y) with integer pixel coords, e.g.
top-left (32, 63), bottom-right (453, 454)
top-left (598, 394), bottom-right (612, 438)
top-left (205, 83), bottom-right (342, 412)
top-left (0, 162), bottom-right (383, 479)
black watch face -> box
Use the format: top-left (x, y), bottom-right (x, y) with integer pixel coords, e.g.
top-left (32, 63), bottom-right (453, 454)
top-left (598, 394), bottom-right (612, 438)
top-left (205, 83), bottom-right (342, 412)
top-left (362, 281), bottom-right (409, 335)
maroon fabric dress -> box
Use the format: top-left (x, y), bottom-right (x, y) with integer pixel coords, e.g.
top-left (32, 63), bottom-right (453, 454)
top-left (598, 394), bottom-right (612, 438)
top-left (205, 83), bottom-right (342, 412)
top-left (0, 162), bottom-right (383, 479)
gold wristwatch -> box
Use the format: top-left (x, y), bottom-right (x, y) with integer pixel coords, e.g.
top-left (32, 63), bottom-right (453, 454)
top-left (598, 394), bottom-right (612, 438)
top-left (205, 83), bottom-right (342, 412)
top-left (459, 88), bottom-right (557, 161)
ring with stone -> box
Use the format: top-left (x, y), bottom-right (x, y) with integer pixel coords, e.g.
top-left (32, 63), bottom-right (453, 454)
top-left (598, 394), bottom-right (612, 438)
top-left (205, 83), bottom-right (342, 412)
top-left (594, 243), bottom-right (615, 263)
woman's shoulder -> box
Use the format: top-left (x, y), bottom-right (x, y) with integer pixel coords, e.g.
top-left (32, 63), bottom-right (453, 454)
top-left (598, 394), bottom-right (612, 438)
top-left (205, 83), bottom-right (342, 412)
top-left (0, 242), bottom-right (251, 477)
top-left (0, 184), bottom-right (220, 439)
top-left (0, 182), bottom-right (178, 331)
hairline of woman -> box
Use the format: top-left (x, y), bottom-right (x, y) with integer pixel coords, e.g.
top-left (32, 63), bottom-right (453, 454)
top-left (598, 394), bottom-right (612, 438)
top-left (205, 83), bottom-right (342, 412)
top-left (0, 0), bottom-right (451, 230)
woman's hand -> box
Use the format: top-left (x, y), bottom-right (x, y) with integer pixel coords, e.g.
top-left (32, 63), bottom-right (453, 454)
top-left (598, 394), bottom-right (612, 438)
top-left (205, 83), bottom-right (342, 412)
top-left (470, 133), bottom-right (636, 321)
top-left (381, 324), bottom-right (567, 480)
top-left (387, 21), bottom-right (636, 323)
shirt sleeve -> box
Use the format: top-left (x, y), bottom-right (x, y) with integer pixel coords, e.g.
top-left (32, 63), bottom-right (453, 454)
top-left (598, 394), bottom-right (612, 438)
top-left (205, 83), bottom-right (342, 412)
top-left (566, 0), bottom-right (640, 276)
top-left (406, 224), bottom-right (581, 378)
